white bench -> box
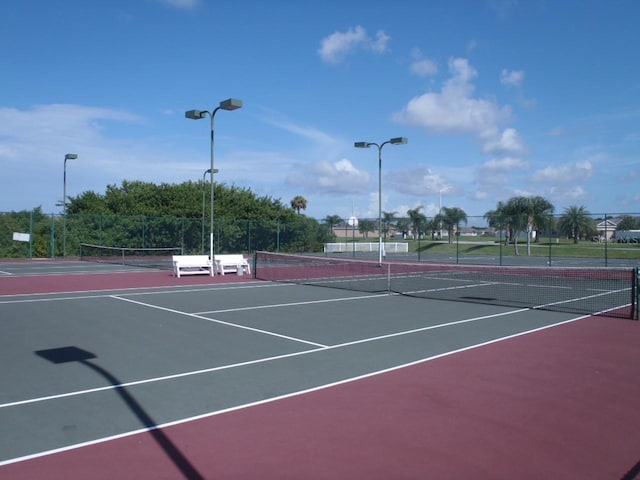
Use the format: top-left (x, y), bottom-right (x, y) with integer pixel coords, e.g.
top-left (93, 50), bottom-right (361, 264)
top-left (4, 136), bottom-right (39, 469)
top-left (214, 254), bottom-right (251, 276)
top-left (172, 255), bottom-right (213, 277)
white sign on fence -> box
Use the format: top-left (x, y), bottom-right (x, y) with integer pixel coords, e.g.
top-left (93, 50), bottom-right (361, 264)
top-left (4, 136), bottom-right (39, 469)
top-left (13, 232), bottom-right (30, 242)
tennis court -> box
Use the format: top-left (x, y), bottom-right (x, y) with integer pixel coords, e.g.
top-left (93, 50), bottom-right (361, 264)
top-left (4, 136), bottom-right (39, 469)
top-left (1, 257), bottom-right (639, 479)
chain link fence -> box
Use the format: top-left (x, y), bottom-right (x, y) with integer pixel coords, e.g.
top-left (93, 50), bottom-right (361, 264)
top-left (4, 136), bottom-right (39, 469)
top-left (0, 211), bottom-right (332, 259)
top-left (1, 211), bottom-right (638, 267)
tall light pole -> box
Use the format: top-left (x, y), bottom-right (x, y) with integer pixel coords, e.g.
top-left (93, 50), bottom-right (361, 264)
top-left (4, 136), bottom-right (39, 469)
top-left (438, 186), bottom-right (449, 239)
top-left (63, 153), bottom-right (78, 258)
top-left (186, 98), bottom-right (242, 271)
top-left (201, 168), bottom-right (219, 254)
top-left (354, 137), bottom-right (408, 265)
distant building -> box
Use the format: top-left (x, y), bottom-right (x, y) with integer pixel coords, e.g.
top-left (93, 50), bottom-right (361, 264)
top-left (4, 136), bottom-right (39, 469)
top-left (595, 217), bottom-right (622, 241)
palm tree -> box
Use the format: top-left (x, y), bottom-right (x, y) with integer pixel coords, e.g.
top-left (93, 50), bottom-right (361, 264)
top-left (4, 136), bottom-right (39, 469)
top-left (395, 217), bottom-right (411, 239)
top-left (323, 214), bottom-right (343, 238)
top-left (501, 199), bottom-right (528, 255)
top-left (407, 206), bottom-right (426, 240)
top-left (438, 206), bottom-right (467, 244)
top-left (290, 195), bottom-right (307, 214)
top-left (381, 211), bottom-right (397, 241)
top-left (489, 196), bottom-right (553, 255)
top-left (358, 219), bottom-right (376, 239)
top-left (484, 201), bottom-right (510, 244)
top-left (512, 196), bottom-right (554, 255)
top-left (557, 205), bottom-right (594, 243)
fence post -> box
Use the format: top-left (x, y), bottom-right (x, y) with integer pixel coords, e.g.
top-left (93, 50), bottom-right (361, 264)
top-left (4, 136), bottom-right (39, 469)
top-left (634, 266), bottom-right (639, 321)
top-left (548, 216), bottom-right (552, 266)
top-left (50, 213), bottom-right (55, 258)
top-left (604, 213), bottom-right (608, 267)
top-left (499, 222), bottom-right (503, 266)
top-left (181, 217), bottom-right (185, 254)
top-left (29, 210), bottom-right (33, 259)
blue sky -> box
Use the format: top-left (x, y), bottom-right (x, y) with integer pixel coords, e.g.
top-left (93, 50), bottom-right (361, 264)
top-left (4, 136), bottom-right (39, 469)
top-left (1, 0), bottom-right (638, 222)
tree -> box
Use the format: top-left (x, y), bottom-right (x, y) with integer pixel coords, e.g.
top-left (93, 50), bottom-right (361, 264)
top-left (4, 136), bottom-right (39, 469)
top-left (323, 214), bottom-right (343, 238)
top-left (395, 217), bottom-right (411, 239)
top-left (290, 195), bottom-right (307, 214)
top-left (358, 219), bottom-right (376, 239)
top-left (438, 206), bottom-right (467, 244)
top-left (381, 211), bottom-right (397, 241)
top-left (60, 181), bottom-right (330, 255)
top-left (484, 201), bottom-right (510, 243)
top-left (486, 196), bottom-right (553, 255)
top-left (407, 206), bottom-right (427, 240)
top-left (557, 205), bottom-right (595, 244)
top-left (616, 216), bottom-right (640, 231)
top-left (513, 196), bottom-right (554, 255)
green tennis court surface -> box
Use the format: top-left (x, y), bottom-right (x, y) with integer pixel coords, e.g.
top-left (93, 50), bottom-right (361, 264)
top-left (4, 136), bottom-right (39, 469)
top-left (1, 260), bottom-right (639, 478)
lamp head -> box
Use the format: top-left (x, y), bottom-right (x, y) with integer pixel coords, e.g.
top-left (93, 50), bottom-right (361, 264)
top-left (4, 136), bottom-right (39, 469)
top-left (65, 153), bottom-right (78, 160)
top-left (390, 137), bottom-right (408, 145)
top-left (354, 142), bottom-right (370, 148)
top-left (185, 109), bottom-right (207, 120)
top-left (219, 98), bottom-right (243, 111)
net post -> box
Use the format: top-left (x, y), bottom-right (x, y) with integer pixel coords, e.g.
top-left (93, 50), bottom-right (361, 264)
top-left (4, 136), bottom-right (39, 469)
top-left (631, 267), bottom-right (640, 320)
top-left (252, 252), bottom-right (257, 279)
top-left (604, 213), bottom-right (608, 267)
top-left (387, 263), bottom-right (391, 295)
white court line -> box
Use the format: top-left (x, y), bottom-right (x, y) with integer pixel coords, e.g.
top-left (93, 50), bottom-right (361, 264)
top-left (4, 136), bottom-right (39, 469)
top-left (0, 306), bottom-right (531, 410)
top-left (0, 310), bottom-right (592, 467)
top-left (195, 292), bottom-right (387, 314)
top-left (0, 271), bottom-right (12, 275)
top-left (0, 282), bottom-right (631, 412)
top-left (110, 295), bottom-right (328, 348)
top-left (0, 280), bottom-right (272, 302)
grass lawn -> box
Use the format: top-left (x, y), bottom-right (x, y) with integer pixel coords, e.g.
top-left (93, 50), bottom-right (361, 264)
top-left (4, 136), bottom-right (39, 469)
top-left (334, 236), bottom-right (640, 260)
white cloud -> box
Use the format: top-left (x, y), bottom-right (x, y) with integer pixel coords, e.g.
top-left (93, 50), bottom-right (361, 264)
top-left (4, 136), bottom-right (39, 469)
top-left (387, 167), bottom-right (448, 196)
top-left (549, 185), bottom-right (589, 203)
top-left (476, 156), bottom-right (529, 188)
top-left (500, 69), bottom-right (524, 86)
top-left (529, 161), bottom-right (593, 185)
top-left (0, 104), bottom-right (142, 162)
top-left (0, 104), bottom-right (191, 211)
top-left (285, 158), bottom-right (370, 194)
top-left (394, 58), bottom-right (511, 139)
top-left (264, 118), bottom-right (338, 145)
top-left (318, 26), bottom-right (390, 64)
top-left (370, 30), bottom-right (391, 54)
top-left (481, 156), bottom-right (529, 172)
top-left (482, 128), bottom-right (526, 154)
top-left (410, 48), bottom-right (438, 77)
top-left (410, 59), bottom-right (438, 77)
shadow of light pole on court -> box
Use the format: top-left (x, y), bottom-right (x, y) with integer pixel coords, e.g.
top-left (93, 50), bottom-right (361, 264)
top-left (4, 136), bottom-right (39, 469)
top-left (35, 346), bottom-right (204, 480)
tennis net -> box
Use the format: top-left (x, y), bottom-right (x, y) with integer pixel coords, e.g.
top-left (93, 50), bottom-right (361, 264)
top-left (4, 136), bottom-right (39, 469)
top-left (80, 243), bottom-right (182, 270)
top-left (254, 251), bottom-right (638, 319)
